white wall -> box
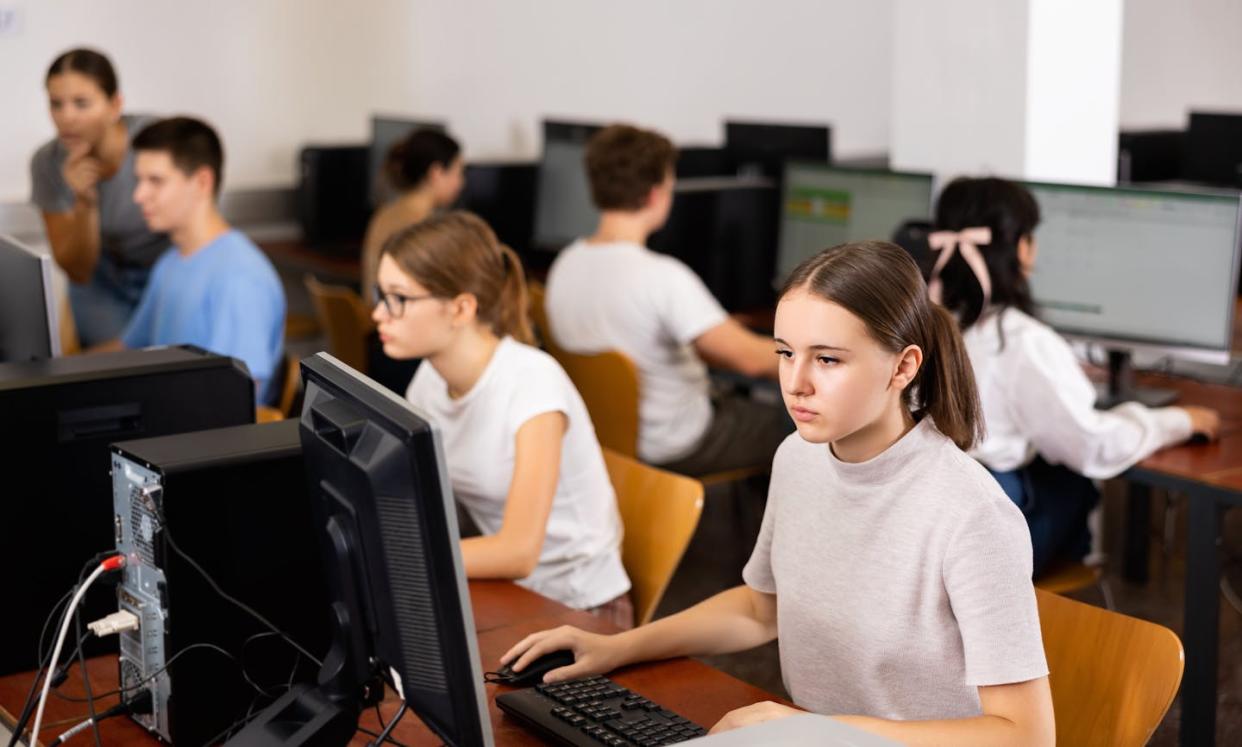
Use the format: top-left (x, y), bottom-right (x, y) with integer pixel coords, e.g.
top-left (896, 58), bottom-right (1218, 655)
top-left (405, 0), bottom-right (894, 160)
top-left (1023, 0), bottom-right (1122, 184)
top-left (1120, 0), bottom-right (1242, 129)
top-left (890, 0), bottom-right (1030, 178)
top-left (0, 0), bottom-right (420, 202)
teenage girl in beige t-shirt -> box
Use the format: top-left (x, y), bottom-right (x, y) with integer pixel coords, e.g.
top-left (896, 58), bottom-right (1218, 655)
top-left (502, 241), bottom-right (1056, 746)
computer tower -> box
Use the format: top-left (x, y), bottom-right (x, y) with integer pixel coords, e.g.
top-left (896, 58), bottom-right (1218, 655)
top-left (649, 178), bottom-right (781, 311)
top-left (111, 420), bottom-right (330, 746)
top-left (1117, 129), bottom-right (1185, 183)
top-left (0, 346), bottom-right (254, 675)
top-left (1184, 112), bottom-right (1242, 188)
top-left (297, 144), bottom-right (371, 253)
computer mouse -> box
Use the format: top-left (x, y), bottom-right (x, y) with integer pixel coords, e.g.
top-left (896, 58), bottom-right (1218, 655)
top-left (1188, 431), bottom-right (1212, 446)
top-left (493, 649), bottom-right (577, 687)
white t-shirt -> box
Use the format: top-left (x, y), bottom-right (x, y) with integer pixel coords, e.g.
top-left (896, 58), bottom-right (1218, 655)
top-left (406, 336), bottom-right (630, 609)
top-left (743, 419), bottom-right (1048, 720)
top-left (963, 308), bottom-right (1192, 478)
top-left (545, 240), bottom-right (729, 463)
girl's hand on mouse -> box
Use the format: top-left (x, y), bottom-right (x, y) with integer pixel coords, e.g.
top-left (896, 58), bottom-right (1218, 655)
top-left (500, 625), bottom-right (627, 683)
top-left (1183, 406), bottom-right (1220, 441)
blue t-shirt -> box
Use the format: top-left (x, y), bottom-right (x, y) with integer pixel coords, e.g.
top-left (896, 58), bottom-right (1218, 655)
top-left (122, 229), bottom-right (285, 402)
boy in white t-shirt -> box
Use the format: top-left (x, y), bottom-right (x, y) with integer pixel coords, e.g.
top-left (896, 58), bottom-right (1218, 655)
top-left (545, 124), bottom-right (788, 476)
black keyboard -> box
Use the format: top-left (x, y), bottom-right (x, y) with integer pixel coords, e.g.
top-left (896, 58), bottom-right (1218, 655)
top-left (496, 675), bottom-right (709, 746)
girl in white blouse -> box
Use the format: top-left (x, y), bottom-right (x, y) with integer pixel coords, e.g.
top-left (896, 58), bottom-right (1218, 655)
top-left (373, 211), bottom-right (631, 625)
top-left (926, 176), bottom-right (1220, 576)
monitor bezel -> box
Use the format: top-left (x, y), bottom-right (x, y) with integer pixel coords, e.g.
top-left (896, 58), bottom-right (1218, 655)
top-left (1, 234), bottom-right (61, 360)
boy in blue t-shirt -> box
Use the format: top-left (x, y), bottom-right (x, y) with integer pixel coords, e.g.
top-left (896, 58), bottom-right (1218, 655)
top-left (92, 117), bottom-right (285, 403)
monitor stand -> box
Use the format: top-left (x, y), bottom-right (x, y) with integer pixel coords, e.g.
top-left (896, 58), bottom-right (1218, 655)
top-left (1094, 349), bottom-right (1179, 409)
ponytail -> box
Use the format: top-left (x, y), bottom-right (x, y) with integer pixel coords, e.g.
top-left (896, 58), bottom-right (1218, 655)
top-left (381, 211), bottom-right (533, 344)
top-left (496, 244), bottom-right (534, 345)
top-left (781, 240), bottom-right (984, 451)
top-left (917, 304), bottom-right (984, 450)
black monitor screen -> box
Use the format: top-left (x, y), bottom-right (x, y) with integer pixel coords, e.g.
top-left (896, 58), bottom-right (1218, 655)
top-left (0, 235), bottom-right (60, 362)
top-left (298, 353), bottom-right (491, 746)
top-left (725, 120), bottom-right (832, 176)
top-left (370, 116), bottom-right (448, 206)
top-left (533, 120), bottom-right (602, 251)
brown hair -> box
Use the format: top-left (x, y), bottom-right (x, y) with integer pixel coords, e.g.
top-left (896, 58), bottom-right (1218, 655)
top-left (133, 117), bottom-right (225, 197)
top-left (47, 48), bottom-right (118, 97)
top-left (385, 129), bottom-right (461, 192)
top-left (780, 240), bottom-right (983, 450)
top-left (584, 124), bottom-right (677, 211)
top-left (381, 211), bottom-right (533, 345)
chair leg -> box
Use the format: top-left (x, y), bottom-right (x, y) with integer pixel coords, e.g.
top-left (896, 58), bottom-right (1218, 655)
top-left (1097, 577), bottom-right (1116, 611)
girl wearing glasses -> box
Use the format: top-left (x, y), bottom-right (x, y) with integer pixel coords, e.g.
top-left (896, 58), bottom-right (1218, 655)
top-left (373, 211), bottom-right (633, 627)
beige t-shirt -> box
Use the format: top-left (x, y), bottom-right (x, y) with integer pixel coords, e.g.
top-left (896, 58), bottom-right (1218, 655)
top-left (743, 418), bottom-right (1048, 720)
top-left (544, 240), bottom-right (728, 463)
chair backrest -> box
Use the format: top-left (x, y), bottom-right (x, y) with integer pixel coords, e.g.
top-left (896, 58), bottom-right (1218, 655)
top-left (1036, 588), bottom-right (1183, 746)
top-left (528, 282), bottom-right (641, 458)
top-left (603, 448), bottom-right (704, 626)
top-left (304, 274), bottom-right (372, 374)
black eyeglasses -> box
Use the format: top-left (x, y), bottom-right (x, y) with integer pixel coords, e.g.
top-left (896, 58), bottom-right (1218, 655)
top-left (373, 284), bottom-right (438, 319)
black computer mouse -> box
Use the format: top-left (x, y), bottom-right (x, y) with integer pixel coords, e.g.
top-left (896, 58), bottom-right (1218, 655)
top-left (1188, 431), bottom-right (1212, 446)
top-left (493, 649), bottom-right (577, 687)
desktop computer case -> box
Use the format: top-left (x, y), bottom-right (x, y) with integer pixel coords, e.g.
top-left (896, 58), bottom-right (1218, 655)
top-left (0, 346), bottom-right (255, 676)
top-left (111, 420), bottom-right (330, 746)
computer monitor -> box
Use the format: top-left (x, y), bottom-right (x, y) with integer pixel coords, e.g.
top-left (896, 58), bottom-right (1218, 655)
top-left (776, 164), bottom-right (934, 286)
top-left (1184, 111), bottom-right (1242, 188)
top-left (532, 119), bottom-right (602, 251)
top-left (0, 235), bottom-right (60, 362)
top-left (725, 120), bottom-right (831, 177)
top-left (370, 115), bottom-right (448, 206)
top-left (228, 353), bottom-right (491, 747)
top-left (1023, 181), bottom-right (1242, 405)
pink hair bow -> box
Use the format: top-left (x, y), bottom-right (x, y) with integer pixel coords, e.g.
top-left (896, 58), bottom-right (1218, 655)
top-left (926, 227), bottom-right (993, 307)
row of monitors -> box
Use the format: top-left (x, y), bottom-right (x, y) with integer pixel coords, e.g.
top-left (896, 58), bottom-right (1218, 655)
top-left (7, 165), bottom-right (1241, 368)
top-left (527, 117), bottom-right (1241, 363)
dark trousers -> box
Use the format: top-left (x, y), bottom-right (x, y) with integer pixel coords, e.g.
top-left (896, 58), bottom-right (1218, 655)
top-left (655, 392), bottom-right (793, 478)
top-left (988, 457), bottom-right (1100, 578)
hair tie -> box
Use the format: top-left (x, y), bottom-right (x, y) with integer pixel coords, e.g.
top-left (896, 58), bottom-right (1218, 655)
top-left (926, 227), bottom-right (993, 308)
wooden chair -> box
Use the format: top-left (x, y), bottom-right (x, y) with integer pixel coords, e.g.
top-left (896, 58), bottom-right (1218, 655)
top-left (58, 294), bottom-right (80, 355)
top-left (528, 282), bottom-right (642, 458)
top-left (304, 274), bottom-right (373, 374)
top-left (527, 282), bottom-right (768, 487)
top-left (254, 354), bottom-right (303, 423)
top-left (1036, 588), bottom-right (1183, 746)
top-left (1035, 559), bottom-right (1115, 610)
top-left (603, 448), bottom-right (704, 626)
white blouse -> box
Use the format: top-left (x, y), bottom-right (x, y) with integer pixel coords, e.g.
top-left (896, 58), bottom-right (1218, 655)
top-left (962, 308), bottom-right (1192, 478)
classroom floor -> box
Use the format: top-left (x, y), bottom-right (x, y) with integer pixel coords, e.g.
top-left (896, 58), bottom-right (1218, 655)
top-left (654, 479), bottom-right (1242, 746)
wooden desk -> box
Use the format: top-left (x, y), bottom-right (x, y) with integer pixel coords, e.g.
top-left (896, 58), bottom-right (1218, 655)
top-left (1119, 373), bottom-right (1242, 747)
top-left (0, 581), bottom-right (778, 746)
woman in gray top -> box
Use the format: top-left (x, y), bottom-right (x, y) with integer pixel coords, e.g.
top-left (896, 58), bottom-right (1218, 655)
top-left (501, 242), bottom-right (1055, 745)
top-left (30, 48), bottom-right (166, 346)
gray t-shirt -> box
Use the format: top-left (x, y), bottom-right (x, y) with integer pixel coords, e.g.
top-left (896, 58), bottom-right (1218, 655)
top-left (29, 114), bottom-right (168, 268)
top-left (743, 418), bottom-right (1048, 721)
